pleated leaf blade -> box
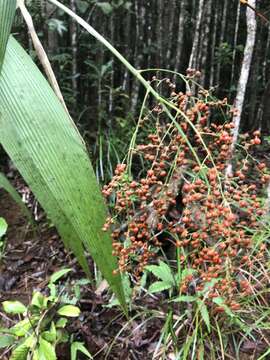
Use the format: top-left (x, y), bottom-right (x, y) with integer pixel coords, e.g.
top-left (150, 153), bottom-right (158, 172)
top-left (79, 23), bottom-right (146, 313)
top-left (0, 0), bottom-right (16, 72)
top-left (0, 36), bottom-right (125, 310)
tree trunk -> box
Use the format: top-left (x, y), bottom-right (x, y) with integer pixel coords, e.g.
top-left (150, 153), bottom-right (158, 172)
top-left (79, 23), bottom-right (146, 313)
top-left (200, 0), bottom-right (212, 87)
top-left (165, 0), bottom-right (176, 68)
top-left (262, 22), bottom-right (270, 88)
top-left (216, 0), bottom-right (228, 87)
top-left (70, 0), bottom-right (78, 100)
top-left (156, 0), bottom-right (164, 69)
top-left (260, 81), bottom-right (270, 133)
top-left (131, 0), bottom-right (145, 113)
top-left (209, 6), bottom-right (218, 88)
top-left (122, 7), bottom-right (131, 93)
top-left (226, 0), bottom-right (257, 176)
top-left (174, 0), bottom-right (186, 76)
top-left (45, 2), bottom-right (58, 57)
top-left (188, 0), bottom-right (204, 70)
top-left (230, 1), bottom-right (241, 88)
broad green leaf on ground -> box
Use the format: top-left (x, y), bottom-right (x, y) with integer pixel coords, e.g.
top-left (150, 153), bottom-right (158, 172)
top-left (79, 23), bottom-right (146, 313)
top-left (49, 268), bottom-right (72, 284)
top-left (0, 172), bottom-right (33, 223)
top-left (173, 295), bottom-right (196, 303)
top-left (0, 334), bottom-right (15, 348)
top-left (56, 318), bottom-right (67, 328)
top-left (71, 342), bottom-right (93, 360)
top-left (31, 291), bottom-right (46, 309)
top-left (145, 261), bottom-right (174, 284)
top-left (57, 305), bottom-right (80, 317)
top-left (148, 281), bottom-right (172, 294)
top-left (2, 300), bottom-right (27, 315)
top-left (0, 36), bottom-right (126, 311)
top-left (10, 341), bottom-right (30, 360)
top-left (42, 323), bottom-right (57, 343)
top-left (38, 338), bottom-right (56, 360)
top-left (0, 0), bottom-right (16, 72)
top-left (10, 319), bottom-right (34, 337)
top-left (197, 299), bottom-right (210, 332)
top-left (0, 217), bottom-right (7, 238)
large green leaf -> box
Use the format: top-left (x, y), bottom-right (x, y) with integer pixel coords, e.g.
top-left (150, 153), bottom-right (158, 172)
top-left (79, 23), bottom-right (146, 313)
top-left (0, 0), bottom-right (16, 71)
top-left (0, 36), bottom-right (125, 310)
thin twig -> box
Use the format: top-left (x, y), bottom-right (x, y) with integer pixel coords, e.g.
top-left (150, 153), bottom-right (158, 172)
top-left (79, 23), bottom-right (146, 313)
top-left (240, 0), bottom-right (269, 24)
top-left (18, 0), bottom-right (68, 113)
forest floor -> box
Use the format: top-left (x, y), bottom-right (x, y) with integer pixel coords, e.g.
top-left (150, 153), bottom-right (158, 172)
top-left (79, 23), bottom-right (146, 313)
top-left (0, 175), bottom-right (269, 360)
top-left (0, 180), bottom-right (166, 360)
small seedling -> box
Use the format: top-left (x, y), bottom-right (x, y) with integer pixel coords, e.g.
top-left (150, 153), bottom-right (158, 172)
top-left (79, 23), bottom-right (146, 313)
top-left (0, 268), bottom-right (92, 360)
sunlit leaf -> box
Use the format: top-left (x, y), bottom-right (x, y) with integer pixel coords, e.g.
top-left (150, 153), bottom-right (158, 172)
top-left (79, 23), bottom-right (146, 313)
top-left (145, 261), bottom-right (174, 284)
top-left (148, 281), bottom-right (172, 294)
top-left (50, 268), bottom-right (72, 284)
top-left (2, 301), bottom-right (27, 315)
top-left (57, 305), bottom-right (80, 317)
top-left (173, 295), bottom-right (196, 302)
top-left (55, 318), bottom-right (67, 328)
top-left (38, 338), bottom-right (56, 360)
top-left (31, 292), bottom-right (46, 309)
top-left (0, 217), bottom-right (7, 238)
top-left (197, 299), bottom-right (210, 332)
top-left (10, 341), bottom-right (29, 360)
top-left (10, 319), bottom-right (34, 337)
top-left (71, 342), bottom-right (93, 360)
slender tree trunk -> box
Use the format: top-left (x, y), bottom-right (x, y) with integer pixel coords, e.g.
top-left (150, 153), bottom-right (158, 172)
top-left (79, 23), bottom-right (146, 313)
top-left (257, 22), bottom-right (270, 128)
top-left (188, 0), bottom-right (204, 70)
top-left (109, 14), bottom-right (114, 117)
top-left (262, 22), bottom-right (270, 87)
top-left (174, 0), bottom-right (186, 75)
top-left (261, 81), bottom-right (270, 133)
top-left (45, 2), bottom-right (58, 57)
top-left (166, 0), bottom-right (176, 68)
top-left (146, 0), bottom-right (152, 70)
top-left (226, 0), bottom-right (257, 176)
top-left (200, 0), bottom-right (212, 87)
top-left (216, 0), bottom-right (228, 86)
top-left (131, 0), bottom-right (145, 113)
top-left (209, 6), bottom-right (218, 88)
top-left (156, 0), bottom-right (164, 69)
top-left (122, 7), bottom-right (131, 93)
top-left (248, 32), bottom-right (261, 130)
top-left (70, 0), bottom-right (78, 99)
top-left (230, 1), bottom-right (241, 88)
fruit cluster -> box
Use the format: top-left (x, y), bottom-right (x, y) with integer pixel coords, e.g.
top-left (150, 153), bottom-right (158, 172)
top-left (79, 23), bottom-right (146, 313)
top-left (102, 83), bottom-right (269, 311)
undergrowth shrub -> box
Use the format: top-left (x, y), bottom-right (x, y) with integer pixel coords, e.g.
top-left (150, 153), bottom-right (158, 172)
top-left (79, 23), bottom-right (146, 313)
top-left (102, 76), bottom-right (270, 314)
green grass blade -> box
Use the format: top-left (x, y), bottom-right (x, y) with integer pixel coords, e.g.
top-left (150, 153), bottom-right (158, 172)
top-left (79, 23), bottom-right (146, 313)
top-left (0, 36), bottom-right (126, 311)
top-left (0, 172), bottom-right (33, 223)
top-left (0, 0), bottom-right (16, 72)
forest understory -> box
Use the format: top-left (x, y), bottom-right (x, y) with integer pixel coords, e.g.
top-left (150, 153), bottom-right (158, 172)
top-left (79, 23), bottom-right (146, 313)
top-left (1, 1), bottom-right (270, 360)
top-left (1, 165), bottom-right (270, 360)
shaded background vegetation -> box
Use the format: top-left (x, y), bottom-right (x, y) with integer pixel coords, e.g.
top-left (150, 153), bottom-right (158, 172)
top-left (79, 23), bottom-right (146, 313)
top-left (6, 0), bottom-right (270, 176)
